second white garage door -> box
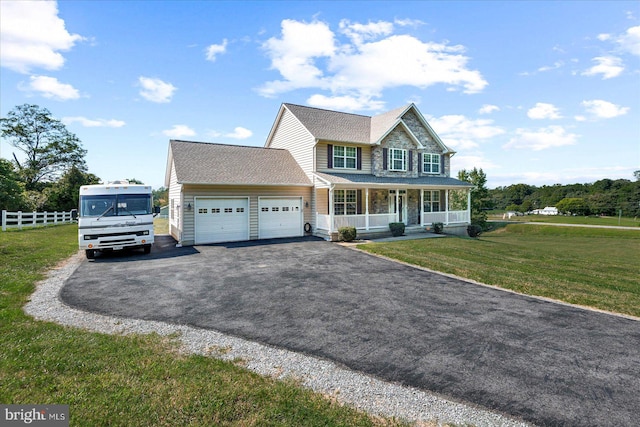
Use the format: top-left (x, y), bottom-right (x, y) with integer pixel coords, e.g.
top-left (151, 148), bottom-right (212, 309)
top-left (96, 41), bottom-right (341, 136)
top-left (259, 197), bottom-right (303, 239)
top-left (195, 198), bottom-right (249, 244)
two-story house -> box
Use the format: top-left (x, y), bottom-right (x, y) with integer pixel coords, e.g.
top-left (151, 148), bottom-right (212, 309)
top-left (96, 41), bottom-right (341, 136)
top-left (165, 103), bottom-right (472, 245)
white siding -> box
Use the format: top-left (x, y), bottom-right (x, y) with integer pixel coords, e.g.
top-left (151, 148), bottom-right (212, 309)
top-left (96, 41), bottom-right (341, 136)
top-left (316, 142), bottom-right (372, 174)
top-left (180, 185), bottom-right (313, 245)
top-left (168, 162), bottom-right (182, 241)
top-left (268, 108), bottom-right (316, 178)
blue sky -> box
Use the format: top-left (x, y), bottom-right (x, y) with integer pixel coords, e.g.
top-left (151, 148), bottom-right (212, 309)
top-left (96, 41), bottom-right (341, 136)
top-left (1, 0), bottom-right (638, 190)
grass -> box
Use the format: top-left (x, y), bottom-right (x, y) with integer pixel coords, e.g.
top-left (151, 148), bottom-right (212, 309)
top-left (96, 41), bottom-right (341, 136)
top-left (153, 217), bottom-right (169, 235)
top-left (359, 224), bottom-right (640, 318)
top-left (488, 213), bottom-right (640, 227)
top-left (0, 224), bottom-right (407, 427)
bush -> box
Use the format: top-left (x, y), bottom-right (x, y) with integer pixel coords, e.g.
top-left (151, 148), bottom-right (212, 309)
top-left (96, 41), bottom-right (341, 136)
top-left (389, 222), bottom-right (405, 237)
top-left (432, 222), bottom-right (444, 234)
top-left (338, 226), bottom-right (357, 242)
top-left (467, 224), bottom-right (482, 238)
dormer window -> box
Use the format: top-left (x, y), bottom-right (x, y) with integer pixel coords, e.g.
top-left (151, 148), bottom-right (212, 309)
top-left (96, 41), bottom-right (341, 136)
top-left (389, 148), bottom-right (407, 171)
top-left (334, 146), bottom-right (357, 169)
top-left (423, 153), bottom-right (440, 174)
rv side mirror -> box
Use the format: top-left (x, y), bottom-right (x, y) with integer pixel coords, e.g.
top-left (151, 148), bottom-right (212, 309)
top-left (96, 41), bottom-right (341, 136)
top-left (71, 209), bottom-right (78, 220)
top-left (154, 206), bottom-right (161, 214)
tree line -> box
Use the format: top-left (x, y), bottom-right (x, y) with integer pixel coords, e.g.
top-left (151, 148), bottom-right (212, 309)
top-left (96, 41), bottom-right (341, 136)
top-left (488, 177), bottom-right (640, 217)
top-left (1, 104), bottom-right (100, 212)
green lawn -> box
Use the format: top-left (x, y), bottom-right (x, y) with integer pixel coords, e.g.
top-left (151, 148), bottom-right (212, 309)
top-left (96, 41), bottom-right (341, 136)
top-left (359, 224), bottom-right (640, 317)
top-left (488, 213), bottom-right (640, 227)
top-left (0, 224), bottom-right (405, 427)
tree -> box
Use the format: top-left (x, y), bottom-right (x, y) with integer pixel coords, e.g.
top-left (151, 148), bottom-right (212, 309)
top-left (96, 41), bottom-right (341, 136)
top-left (45, 166), bottom-right (101, 211)
top-left (458, 167), bottom-right (489, 229)
top-left (556, 198), bottom-right (589, 215)
top-left (0, 104), bottom-right (87, 190)
top-left (152, 186), bottom-right (168, 207)
top-left (634, 170), bottom-right (640, 182)
top-left (0, 158), bottom-right (28, 210)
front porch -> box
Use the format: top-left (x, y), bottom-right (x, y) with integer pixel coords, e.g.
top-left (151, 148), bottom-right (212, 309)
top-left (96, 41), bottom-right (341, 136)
top-left (314, 186), bottom-right (471, 239)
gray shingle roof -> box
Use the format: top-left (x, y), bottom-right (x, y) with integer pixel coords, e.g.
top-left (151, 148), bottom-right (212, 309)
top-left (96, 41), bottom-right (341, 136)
top-left (284, 103), bottom-right (429, 145)
top-left (315, 172), bottom-right (473, 188)
top-left (283, 103), bottom-right (372, 143)
top-left (170, 140), bottom-right (312, 186)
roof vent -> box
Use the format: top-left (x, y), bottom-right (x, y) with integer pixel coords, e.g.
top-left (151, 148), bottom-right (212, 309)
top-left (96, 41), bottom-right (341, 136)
top-left (107, 180), bottom-right (130, 185)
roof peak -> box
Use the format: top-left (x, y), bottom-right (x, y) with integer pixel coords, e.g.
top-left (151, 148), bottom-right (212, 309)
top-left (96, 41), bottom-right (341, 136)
top-left (171, 139), bottom-right (286, 151)
top-left (283, 102), bottom-right (413, 119)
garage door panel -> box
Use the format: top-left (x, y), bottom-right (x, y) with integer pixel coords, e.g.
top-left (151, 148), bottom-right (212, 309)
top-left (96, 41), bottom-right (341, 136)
top-left (259, 198), bottom-right (302, 239)
top-left (195, 198), bottom-right (248, 244)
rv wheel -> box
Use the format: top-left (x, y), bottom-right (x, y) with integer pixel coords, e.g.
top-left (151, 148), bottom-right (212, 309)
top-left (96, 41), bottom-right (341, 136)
top-left (143, 244), bottom-right (151, 254)
top-left (85, 249), bottom-right (95, 259)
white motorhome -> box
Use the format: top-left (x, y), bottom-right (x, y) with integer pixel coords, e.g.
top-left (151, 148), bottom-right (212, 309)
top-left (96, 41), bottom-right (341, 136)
top-left (77, 181), bottom-right (159, 259)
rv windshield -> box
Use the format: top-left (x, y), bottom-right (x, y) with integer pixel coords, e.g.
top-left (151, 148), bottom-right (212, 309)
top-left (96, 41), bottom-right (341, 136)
top-left (80, 194), bottom-right (152, 217)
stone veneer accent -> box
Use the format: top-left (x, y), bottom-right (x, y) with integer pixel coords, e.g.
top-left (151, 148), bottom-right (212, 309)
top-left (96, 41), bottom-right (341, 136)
top-left (372, 111), bottom-right (451, 178)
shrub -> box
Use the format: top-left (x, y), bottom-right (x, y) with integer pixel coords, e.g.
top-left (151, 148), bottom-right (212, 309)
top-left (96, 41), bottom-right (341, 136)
top-left (467, 224), bottom-right (482, 238)
top-left (432, 222), bottom-right (444, 234)
top-left (338, 226), bottom-right (357, 242)
top-left (389, 222), bottom-right (405, 237)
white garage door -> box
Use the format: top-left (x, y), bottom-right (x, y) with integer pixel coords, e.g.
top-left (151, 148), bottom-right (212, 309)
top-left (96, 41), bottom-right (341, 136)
top-left (259, 197), bottom-right (303, 239)
top-left (195, 198), bottom-right (249, 244)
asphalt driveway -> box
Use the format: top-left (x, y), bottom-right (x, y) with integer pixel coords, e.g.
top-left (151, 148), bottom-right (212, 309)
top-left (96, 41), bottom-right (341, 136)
top-left (60, 236), bottom-right (640, 426)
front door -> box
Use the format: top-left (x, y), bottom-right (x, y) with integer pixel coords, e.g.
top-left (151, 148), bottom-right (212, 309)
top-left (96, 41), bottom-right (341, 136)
top-left (389, 190), bottom-right (408, 225)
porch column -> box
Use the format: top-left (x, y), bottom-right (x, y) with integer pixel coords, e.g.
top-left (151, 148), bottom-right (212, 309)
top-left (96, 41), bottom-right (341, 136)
top-left (445, 189), bottom-right (450, 225)
top-left (420, 189), bottom-right (424, 226)
top-left (467, 189), bottom-right (472, 223)
top-left (329, 186), bottom-right (335, 232)
top-left (395, 188), bottom-right (400, 222)
top-left (365, 188), bottom-right (370, 230)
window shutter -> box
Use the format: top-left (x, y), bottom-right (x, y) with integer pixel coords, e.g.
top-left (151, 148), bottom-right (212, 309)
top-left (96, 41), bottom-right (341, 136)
top-left (327, 144), bottom-right (333, 168)
top-left (357, 190), bottom-right (363, 214)
top-left (356, 147), bottom-right (362, 170)
top-left (440, 154), bottom-right (445, 175)
top-left (382, 148), bottom-right (388, 170)
top-left (418, 153), bottom-right (423, 174)
top-left (408, 150), bottom-right (413, 171)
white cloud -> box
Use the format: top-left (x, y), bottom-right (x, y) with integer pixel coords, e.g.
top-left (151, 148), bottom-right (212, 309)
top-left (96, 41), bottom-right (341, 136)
top-left (63, 116), bottom-right (125, 127)
top-left (339, 19), bottom-right (394, 45)
top-left (22, 75), bottom-right (80, 100)
top-left (478, 104), bottom-right (500, 114)
top-left (225, 127), bottom-right (252, 139)
top-left (597, 33), bottom-right (612, 42)
top-left (451, 154), bottom-right (500, 174)
top-left (527, 102), bottom-right (562, 120)
top-left (162, 125), bottom-right (196, 138)
top-left (615, 25), bottom-right (640, 56)
top-left (581, 99), bottom-right (629, 119)
top-left (205, 39), bottom-right (228, 62)
top-left (138, 76), bottom-right (176, 103)
top-left (537, 61), bottom-right (564, 72)
top-left (258, 19), bottom-right (487, 107)
top-left (582, 56), bottom-right (624, 79)
top-left (504, 126), bottom-right (579, 151)
top-left (0, 0), bottom-right (84, 73)
top-left (426, 115), bottom-right (505, 150)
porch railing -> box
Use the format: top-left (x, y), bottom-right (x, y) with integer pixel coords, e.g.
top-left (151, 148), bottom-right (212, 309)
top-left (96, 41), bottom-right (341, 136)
top-left (316, 213), bottom-right (395, 231)
top-left (422, 210), bottom-right (469, 225)
top-left (317, 210), bottom-right (470, 232)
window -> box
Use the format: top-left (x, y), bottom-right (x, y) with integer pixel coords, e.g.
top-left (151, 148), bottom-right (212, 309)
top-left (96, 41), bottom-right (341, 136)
top-left (333, 145), bottom-right (357, 169)
top-left (389, 148), bottom-right (407, 171)
top-left (236, 207), bottom-right (244, 213)
top-left (261, 207), bottom-right (269, 212)
top-left (334, 189), bottom-right (357, 215)
top-left (423, 153), bottom-right (440, 174)
top-left (79, 194), bottom-right (152, 217)
top-left (198, 208), bottom-right (208, 214)
top-left (212, 208), bottom-right (221, 213)
top-left (423, 190), bottom-right (441, 212)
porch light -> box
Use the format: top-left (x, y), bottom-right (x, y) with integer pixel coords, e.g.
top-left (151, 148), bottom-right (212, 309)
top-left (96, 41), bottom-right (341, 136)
top-left (186, 202), bottom-right (192, 211)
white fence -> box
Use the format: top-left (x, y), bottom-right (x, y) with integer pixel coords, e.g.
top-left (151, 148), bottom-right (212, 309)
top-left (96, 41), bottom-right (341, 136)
top-left (1, 210), bottom-right (75, 231)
